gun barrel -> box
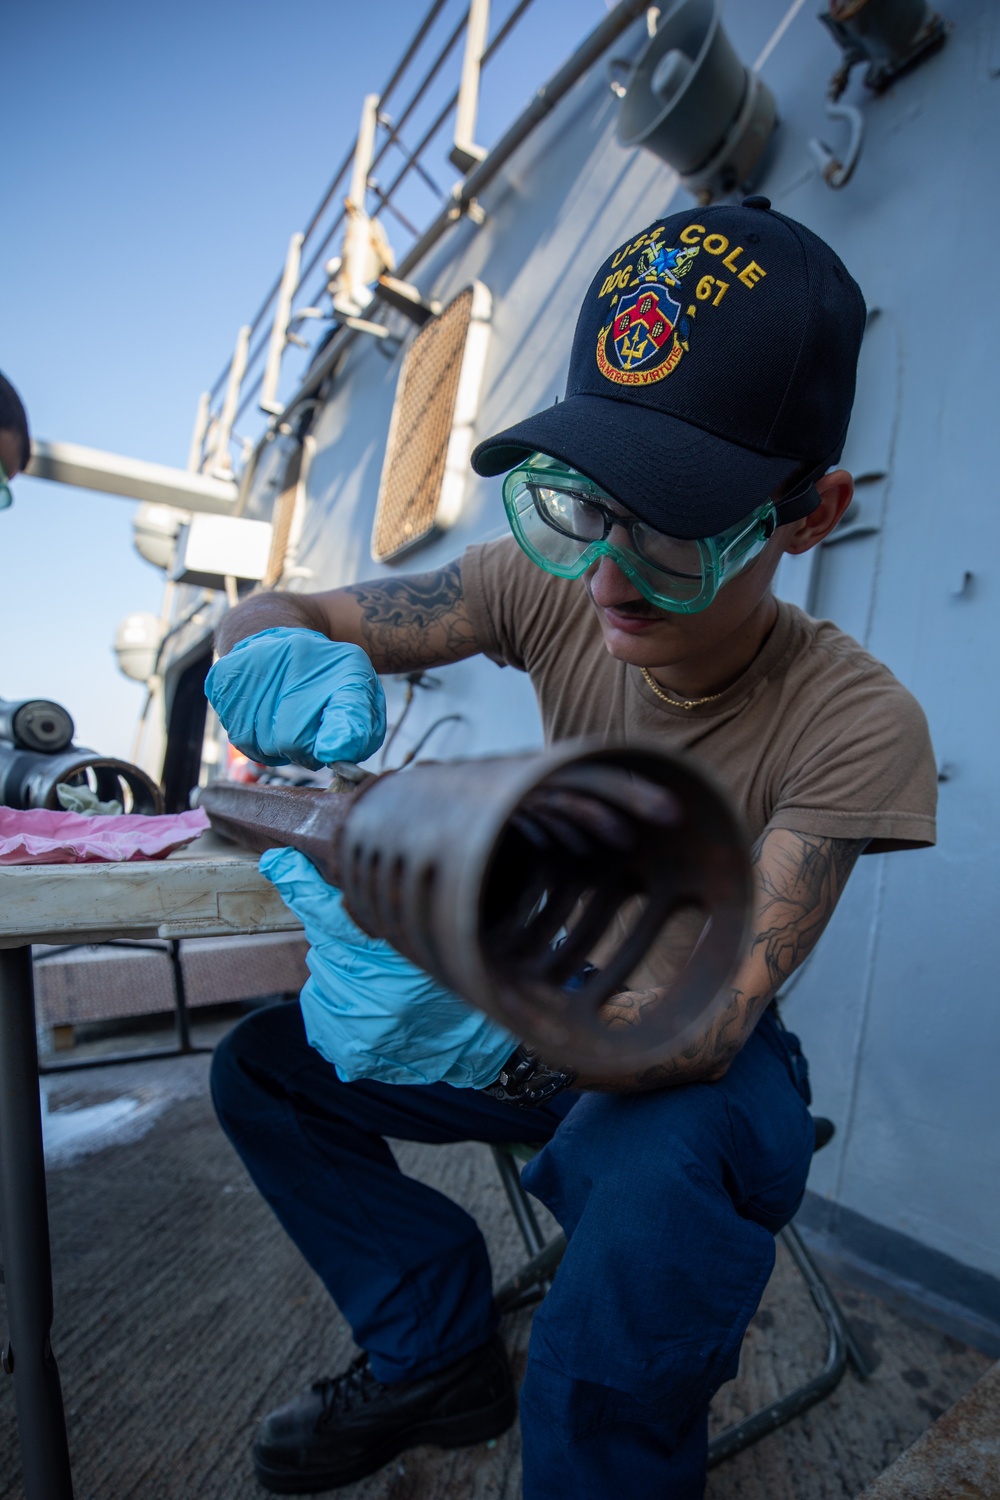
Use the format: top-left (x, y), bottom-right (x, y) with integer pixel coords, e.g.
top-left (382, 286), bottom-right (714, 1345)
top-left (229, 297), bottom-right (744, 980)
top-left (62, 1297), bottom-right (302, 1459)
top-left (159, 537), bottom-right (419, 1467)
top-left (197, 779), bottom-right (355, 885)
top-left (199, 743), bottom-right (751, 1077)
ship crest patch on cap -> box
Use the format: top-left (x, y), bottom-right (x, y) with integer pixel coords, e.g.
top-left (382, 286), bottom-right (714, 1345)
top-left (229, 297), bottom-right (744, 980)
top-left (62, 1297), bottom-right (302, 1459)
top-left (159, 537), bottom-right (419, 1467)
top-left (596, 238), bottom-right (699, 386)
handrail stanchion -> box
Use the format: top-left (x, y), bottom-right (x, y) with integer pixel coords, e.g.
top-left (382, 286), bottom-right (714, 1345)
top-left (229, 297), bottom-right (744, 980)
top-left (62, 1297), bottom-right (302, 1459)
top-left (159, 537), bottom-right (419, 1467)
top-left (450, 0), bottom-right (490, 172)
top-left (348, 94), bottom-right (380, 214)
top-left (212, 325), bottom-right (251, 474)
top-left (259, 235), bottom-right (303, 417)
top-left (187, 390), bottom-right (210, 473)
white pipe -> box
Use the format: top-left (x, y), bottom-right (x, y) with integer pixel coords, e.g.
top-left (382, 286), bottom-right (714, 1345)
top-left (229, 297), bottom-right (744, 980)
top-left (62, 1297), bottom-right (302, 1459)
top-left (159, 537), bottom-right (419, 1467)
top-left (26, 440), bottom-right (239, 513)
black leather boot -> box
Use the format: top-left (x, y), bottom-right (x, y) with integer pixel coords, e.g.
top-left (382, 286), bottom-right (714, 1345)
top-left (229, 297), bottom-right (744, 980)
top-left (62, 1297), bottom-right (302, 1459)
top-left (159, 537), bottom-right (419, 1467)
top-left (253, 1334), bottom-right (516, 1492)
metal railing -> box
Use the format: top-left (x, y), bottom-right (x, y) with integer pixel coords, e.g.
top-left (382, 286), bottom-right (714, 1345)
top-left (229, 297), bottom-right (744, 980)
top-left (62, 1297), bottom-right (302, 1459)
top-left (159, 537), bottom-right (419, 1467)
top-left (191, 0), bottom-right (545, 478)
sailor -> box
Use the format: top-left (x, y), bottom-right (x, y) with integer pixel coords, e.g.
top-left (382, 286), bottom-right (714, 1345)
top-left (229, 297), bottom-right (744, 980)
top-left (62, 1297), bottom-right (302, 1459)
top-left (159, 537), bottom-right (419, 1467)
top-left (0, 372), bottom-right (31, 511)
top-left (207, 198), bottom-right (937, 1497)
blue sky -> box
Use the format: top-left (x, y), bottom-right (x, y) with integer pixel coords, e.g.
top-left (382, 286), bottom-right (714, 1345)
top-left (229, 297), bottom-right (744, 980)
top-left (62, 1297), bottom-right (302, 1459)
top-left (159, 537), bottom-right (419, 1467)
top-left (2, 0), bottom-right (609, 758)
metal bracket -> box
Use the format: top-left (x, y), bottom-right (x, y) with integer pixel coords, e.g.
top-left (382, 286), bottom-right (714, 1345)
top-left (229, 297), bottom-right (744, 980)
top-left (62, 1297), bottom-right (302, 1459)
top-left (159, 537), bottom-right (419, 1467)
top-left (377, 274), bottom-right (442, 327)
top-left (607, 56), bottom-right (631, 99)
top-left (340, 316), bottom-right (402, 356)
top-left (821, 5), bottom-right (947, 99)
top-left (809, 101), bottom-right (865, 189)
top-left (286, 307), bottom-right (329, 349)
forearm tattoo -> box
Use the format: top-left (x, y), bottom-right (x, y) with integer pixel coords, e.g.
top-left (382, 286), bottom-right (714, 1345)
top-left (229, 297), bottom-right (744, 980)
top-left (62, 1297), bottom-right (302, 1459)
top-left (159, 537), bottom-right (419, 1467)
top-left (748, 831), bottom-right (865, 995)
top-left (345, 562), bottom-right (478, 672)
top-left (586, 830), bottom-right (868, 1094)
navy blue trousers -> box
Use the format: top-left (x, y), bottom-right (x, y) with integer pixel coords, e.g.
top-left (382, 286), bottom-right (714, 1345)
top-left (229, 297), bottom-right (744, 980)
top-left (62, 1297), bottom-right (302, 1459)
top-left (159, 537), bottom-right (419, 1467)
top-left (211, 1003), bottom-right (814, 1498)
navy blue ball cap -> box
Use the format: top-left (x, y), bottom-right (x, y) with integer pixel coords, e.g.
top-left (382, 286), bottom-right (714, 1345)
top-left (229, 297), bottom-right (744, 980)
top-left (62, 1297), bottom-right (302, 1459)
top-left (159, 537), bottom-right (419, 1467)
top-left (471, 197), bottom-right (866, 539)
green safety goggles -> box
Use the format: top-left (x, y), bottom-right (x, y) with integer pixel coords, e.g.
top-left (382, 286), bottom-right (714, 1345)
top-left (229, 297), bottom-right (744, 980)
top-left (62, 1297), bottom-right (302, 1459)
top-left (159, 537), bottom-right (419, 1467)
top-left (0, 461), bottom-right (12, 512)
top-left (502, 454), bottom-right (777, 615)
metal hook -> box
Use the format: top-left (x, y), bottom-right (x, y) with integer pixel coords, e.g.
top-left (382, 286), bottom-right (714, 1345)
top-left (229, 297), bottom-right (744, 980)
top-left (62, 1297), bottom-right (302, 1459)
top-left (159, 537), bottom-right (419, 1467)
top-left (809, 101), bottom-right (865, 189)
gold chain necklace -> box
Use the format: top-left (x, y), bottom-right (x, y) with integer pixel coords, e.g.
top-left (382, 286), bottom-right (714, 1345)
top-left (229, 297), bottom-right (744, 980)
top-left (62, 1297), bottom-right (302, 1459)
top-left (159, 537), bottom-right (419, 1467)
top-left (640, 666), bottom-right (726, 711)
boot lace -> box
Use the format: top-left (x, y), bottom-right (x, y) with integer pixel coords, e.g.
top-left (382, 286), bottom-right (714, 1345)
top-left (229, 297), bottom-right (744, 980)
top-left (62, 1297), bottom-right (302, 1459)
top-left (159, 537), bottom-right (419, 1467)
top-left (313, 1354), bottom-right (385, 1427)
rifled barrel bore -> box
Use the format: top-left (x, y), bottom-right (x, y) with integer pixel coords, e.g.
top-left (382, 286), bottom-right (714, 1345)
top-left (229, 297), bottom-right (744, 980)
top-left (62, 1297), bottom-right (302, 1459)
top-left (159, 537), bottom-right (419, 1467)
top-left (199, 742), bottom-right (751, 1077)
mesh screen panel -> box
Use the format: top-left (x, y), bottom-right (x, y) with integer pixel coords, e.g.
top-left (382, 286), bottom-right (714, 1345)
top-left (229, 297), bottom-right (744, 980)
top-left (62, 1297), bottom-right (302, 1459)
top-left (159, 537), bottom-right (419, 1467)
top-left (372, 287), bottom-right (475, 563)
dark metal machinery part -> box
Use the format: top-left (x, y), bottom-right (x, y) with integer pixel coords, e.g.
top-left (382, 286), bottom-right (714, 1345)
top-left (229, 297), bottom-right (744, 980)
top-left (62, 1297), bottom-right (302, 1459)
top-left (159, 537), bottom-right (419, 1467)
top-left (0, 698), bottom-right (75, 753)
top-left (200, 742), bottom-right (752, 1077)
top-left (821, 0), bottom-right (946, 97)
top-left (0, 745), bottom-right (163, 815)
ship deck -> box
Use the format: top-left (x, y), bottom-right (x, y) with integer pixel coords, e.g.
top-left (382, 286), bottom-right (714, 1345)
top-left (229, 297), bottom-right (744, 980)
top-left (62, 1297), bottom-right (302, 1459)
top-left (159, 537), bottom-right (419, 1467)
top-left (0, 1007), bottom-right (990, 1500)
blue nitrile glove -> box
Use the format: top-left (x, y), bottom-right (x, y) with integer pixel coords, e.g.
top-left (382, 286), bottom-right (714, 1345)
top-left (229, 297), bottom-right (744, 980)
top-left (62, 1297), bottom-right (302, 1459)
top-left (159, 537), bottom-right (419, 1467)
top-left (205, 627), bottom-right (386, 769)
top-left (260, 847), bottom-right (516, 1088)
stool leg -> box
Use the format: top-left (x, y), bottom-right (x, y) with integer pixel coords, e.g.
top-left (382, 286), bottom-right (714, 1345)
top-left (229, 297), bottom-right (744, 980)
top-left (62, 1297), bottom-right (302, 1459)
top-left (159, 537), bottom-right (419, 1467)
top-left (0, 947), bottom-right (74, 1498)
top-left (491, 1147), bottom-right (569, 1314)
top-left (782, 1221), bottom-right (875, 1379)
top-left (492, 1146), bottom-right (546, 1258)
top-left (708, 1221), bottom-right (864, 1468)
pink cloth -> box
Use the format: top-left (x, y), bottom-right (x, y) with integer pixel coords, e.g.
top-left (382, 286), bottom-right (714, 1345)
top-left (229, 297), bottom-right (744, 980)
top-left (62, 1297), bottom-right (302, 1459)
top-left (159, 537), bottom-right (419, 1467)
top-left (0, 807), bottom-right (210, 866)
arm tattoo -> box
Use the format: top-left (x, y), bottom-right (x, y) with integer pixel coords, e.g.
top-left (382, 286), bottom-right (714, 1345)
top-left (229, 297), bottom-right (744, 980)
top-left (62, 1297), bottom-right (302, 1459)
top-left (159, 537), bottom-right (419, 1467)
top-left (584, 830), bottom-right (869, 1094)
top-left (345, 562), bottom-right (478, 673)
top-left (747, 831), bottom-right (865, 996)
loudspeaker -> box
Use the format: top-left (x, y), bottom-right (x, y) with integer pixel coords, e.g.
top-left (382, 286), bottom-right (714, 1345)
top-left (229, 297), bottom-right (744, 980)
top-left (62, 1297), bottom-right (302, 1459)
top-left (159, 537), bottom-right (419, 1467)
top-left (617, 0), bottom-right (777, 203)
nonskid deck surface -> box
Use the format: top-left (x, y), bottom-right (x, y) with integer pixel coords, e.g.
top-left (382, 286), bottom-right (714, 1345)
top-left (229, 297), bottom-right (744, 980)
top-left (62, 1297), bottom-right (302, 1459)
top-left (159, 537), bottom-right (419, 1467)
top-left (0, 1016), bottom-right (989, 1500)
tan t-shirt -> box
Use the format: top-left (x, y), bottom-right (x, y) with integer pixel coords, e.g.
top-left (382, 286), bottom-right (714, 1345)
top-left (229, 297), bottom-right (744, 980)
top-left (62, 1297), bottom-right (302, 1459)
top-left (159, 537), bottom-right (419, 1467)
top-left (462, 536), bottom-right (937, 859)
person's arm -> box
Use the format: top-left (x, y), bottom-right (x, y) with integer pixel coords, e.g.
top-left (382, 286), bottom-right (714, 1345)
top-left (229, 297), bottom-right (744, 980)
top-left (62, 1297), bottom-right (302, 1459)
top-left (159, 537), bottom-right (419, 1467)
top-left (581, 828), bottom-right (869, 1093)
top-left (214, 561), bottom-right (480, 674)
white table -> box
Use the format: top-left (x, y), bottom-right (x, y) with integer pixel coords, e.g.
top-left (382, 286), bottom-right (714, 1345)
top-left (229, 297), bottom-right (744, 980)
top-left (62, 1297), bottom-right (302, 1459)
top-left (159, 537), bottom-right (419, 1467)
top-left (0, 836), bottom-right (301, 1499)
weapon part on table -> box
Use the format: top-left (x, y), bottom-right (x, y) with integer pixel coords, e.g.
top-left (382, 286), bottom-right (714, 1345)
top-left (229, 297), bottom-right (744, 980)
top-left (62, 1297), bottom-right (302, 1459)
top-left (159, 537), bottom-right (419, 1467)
top-left (0, 698), bottom-right (75, 753)
top-left (0, 695), bottom-right (162, 814)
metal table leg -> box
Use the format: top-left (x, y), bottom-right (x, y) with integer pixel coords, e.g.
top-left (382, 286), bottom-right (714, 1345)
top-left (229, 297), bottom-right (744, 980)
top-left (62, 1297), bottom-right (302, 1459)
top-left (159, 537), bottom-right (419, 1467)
top-left (0, 945), bottom-right (75, 1499)
top-left (38, 939), bottom-right (212, 1075)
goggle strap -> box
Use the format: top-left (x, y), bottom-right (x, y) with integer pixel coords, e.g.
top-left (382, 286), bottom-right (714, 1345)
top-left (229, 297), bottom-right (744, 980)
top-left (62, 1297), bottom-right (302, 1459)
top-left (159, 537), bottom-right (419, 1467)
top-left (773, 460), bottom-right (829, 526)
